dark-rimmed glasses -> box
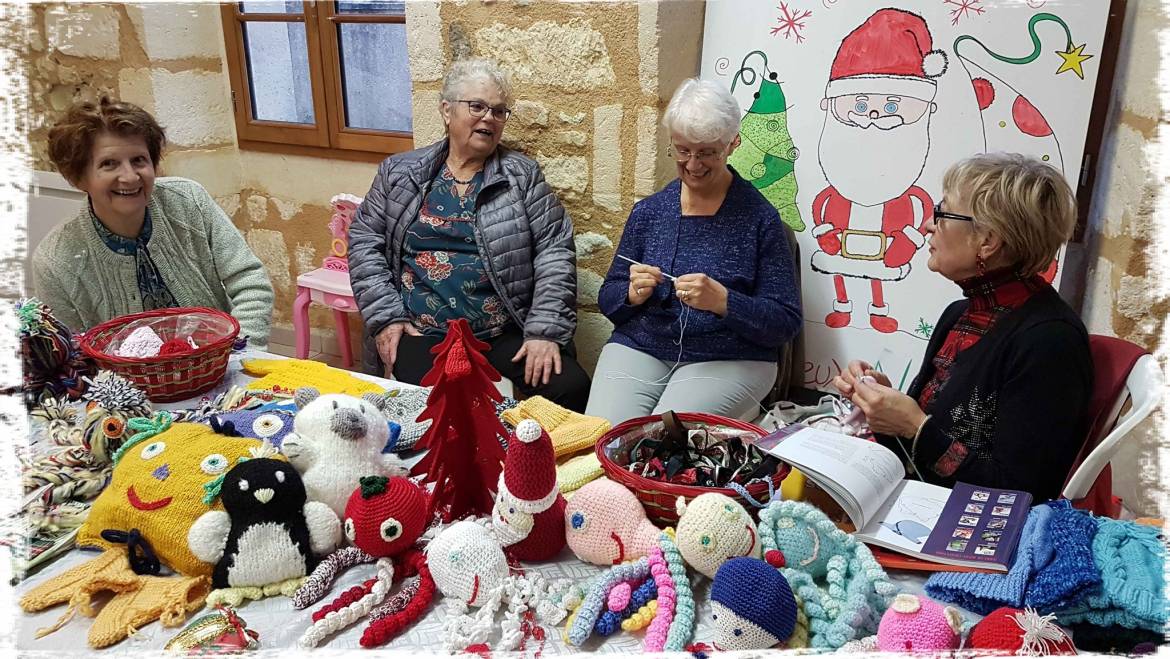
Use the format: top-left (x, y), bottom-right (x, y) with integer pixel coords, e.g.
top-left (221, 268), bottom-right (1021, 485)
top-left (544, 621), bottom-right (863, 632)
top-left (457, 99), bottom-right (511, 121)
top-left (667, 145), bottom-right (722, 163)
top-left (933, 203), bottom-right (976, 225)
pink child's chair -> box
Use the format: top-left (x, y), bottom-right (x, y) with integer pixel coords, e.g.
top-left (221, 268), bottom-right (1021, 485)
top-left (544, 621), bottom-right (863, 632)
top-left (293, 193), bottom-right (363, 367)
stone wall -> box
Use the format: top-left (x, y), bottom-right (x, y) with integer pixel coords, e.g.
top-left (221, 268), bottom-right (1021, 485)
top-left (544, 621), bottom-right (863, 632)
top-left (406, 0), bottom-right (704, 370)
top-left (1078, 0), bottom-right (1168, 517)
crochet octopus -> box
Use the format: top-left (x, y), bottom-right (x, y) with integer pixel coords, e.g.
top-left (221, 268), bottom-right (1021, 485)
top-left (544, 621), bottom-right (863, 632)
top-left (428, 520), bottom-right (577, 653)
top-left (294, 475), bottom-right (435, 648)
top-left (757, 500), bottom-right (897, 649)
top-left (563, 478), bottom-right (661, 565)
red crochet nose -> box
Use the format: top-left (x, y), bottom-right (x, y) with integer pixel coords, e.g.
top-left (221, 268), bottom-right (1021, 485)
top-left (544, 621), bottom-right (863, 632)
top-left (764, 549), bottom-right (785, 568)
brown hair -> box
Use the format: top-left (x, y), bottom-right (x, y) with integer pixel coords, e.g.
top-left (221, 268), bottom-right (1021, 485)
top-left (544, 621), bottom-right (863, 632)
top-left (942, 152), bottom-right (1077, 277)
top-left (47, 97), bottom-right (166, 186)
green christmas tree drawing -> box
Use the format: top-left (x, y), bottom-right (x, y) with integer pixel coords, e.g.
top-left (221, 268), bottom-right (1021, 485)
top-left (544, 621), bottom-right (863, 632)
top-left (728, 50), bottom-right (804, 231)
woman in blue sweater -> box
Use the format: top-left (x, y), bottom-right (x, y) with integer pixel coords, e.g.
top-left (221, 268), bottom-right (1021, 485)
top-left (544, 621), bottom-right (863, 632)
top-left (586, 78), bottom-right (802, 425)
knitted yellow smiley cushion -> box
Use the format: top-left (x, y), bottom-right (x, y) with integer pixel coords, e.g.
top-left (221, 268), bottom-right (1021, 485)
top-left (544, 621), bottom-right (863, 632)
top-left (241, 358), bottom-right (384, 397)
top-left (78, 414), bottom-right (276, 577)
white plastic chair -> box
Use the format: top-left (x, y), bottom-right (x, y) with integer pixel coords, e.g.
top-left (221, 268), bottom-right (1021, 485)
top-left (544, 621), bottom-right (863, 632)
top-left (1062, 354), bottom-right (1165, 500)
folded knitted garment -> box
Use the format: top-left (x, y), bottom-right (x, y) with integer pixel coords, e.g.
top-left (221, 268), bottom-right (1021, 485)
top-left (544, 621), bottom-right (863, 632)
top-left (1024, 502), bottom-right (1102, 611)
top-left (1054, 516), bottom-right (1167, 633)
top-left (500, 396), bottom-right (610, 458)
top-left (925, 504), bottom-right (1054, 615)
top-left (241, 358), bottom-right (384, 397)
top-left (556, 453), bottom-right (604, 495)
top-left (377, 384), bottom-right (432, 451)
top-left (1066, 621), bottom-right (1166, 653)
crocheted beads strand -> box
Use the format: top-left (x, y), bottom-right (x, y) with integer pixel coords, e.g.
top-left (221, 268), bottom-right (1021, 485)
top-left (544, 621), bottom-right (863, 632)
top-left (360, 550), bottom-right (434, 647)
top-left (661, 529), bottom-right (695, 652)
top-left (643, 544), bottom-right (675, 652)
top-left (311, 580), bottom-right (375, 622)
top-left (292, 546), bottom-right (375, 609)
top-left (622, 600), bottom-right (657, 631)
top-left (595, 576), bottom-right (657, 636)
top-left (567, 557), bottom-right (650, 646)
top-left (370, 577), bottom-right (420, 623)
top-left (298, 557), bottom-right (395, 648)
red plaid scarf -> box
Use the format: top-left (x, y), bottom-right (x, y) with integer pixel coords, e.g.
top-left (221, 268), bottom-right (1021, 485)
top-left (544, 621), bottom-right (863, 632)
top-left (917, 269), bottom-right (1047, 411)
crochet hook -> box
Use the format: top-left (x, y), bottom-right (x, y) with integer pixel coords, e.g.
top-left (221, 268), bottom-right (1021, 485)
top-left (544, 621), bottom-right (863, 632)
top-left (616, 255), bottom-right (678, 281)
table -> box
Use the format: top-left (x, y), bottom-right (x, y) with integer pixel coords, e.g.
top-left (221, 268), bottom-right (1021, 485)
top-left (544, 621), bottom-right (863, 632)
top-left (15, 352), bottom-right (982, 654)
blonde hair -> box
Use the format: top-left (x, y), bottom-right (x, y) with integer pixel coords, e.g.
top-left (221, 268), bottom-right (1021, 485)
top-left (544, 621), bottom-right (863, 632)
top-left (942, 153), bottom-right (1076, 277)
top-left (662, 78), bottom-right (742, 145)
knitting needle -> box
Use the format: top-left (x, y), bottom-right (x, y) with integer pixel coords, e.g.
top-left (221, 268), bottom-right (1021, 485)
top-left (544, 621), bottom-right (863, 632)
top-left (616, 254), bottom-right (678, 281)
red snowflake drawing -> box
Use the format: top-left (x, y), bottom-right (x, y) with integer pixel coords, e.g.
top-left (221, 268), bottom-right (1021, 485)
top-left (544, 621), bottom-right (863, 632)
top-left (945, 0), bottom-right (986, 26)
top-left (770, 3), bottom-right (812, 43)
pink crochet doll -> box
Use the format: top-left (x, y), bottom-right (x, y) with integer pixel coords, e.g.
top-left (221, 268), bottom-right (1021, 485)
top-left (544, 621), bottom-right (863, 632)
top-left (876, 593), bottom-right (963, 652)
top-left (564, 478), bottom-right (661, 565)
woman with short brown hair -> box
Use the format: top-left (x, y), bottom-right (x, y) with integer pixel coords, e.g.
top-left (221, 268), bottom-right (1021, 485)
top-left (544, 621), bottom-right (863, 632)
top-left (32, 98), bottom-right (274, 345)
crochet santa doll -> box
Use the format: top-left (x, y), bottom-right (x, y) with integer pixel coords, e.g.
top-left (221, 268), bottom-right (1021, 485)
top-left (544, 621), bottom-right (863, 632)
top-left (491, 419), bottom-right (566, 561)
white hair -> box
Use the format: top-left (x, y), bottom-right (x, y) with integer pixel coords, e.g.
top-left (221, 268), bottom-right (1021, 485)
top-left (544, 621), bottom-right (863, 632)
top-left (440, 58), bottom-right (513, 106)
top-left (662, 78), bottom-right (742, 145)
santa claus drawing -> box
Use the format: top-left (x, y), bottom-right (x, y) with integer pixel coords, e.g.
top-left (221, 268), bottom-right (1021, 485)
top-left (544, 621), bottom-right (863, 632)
top-left (810, 8), bottom-right (947, 333)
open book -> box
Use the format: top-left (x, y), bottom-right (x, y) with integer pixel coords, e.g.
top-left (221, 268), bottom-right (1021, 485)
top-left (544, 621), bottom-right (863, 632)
top-left (755, 425), bottom-right (1032, 571)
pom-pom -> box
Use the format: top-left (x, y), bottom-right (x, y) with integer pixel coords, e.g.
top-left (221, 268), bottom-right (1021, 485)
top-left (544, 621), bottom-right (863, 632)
top-left (923, 50), bottom-right (948, 78)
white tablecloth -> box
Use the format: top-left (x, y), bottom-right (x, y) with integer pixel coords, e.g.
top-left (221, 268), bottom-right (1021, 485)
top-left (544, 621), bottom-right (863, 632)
top-left (15, 352), bottom-right (981, 654)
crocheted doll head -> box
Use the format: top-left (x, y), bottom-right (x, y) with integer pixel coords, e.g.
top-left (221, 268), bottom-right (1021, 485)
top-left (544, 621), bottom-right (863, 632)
top-left (675, 493), bottom-right (760, 579)
top-left (564, 478), bottom-right (661, 565)
top-left (343, 475), bottom-right (429, 558)
top-left (710, 557), bottom-right (797, 651)
top-left (427, 521), bottom-right (508, 608)
top-left (876, 593), bottom-right (962, 652)
top-left (491, 420), bottom-right (566, 561)
top-left (758, 500), bottom-right (839, 577)
top-left (207, 409), bottom-right (295, 449)
top-left (967, 607), bottom-right (1077, 655)
top-left (80, 371), bottom-right (152, 463)
top-left (78, 413), bottom-right (268, 576)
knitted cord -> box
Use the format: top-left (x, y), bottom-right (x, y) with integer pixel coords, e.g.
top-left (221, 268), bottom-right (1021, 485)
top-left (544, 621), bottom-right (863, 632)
top-left (297, 557), bottom-right (395, 648)
top-left (370, 577), bottom-right (420, 623)
top-left (595, 577), bottom-right (656, 636)
top-left (111, 411), bottom-right (173, 465)
top-left (567, 557), bottom-right (650, 646)
top-left (622, 600), bottom-right (657, 631)
top-left (291, 546), bottom-right (375, 609)
top-left (360, 550), bottom-right (434, 647)
top-left (661, 529), bottom-right (696, 651)
top-left (311, 579), bottom-right (375, 622)
top-left (643, 543), bottom-right (676, 652)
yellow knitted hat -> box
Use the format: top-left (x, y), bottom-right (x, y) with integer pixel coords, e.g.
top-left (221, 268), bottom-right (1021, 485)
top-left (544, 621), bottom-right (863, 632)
top-left (500, 396), bottom-right (610, 458)
top-left (241, 358), bottom-right (384, 397)
top-left (78, 417), bottom-right (276, 577)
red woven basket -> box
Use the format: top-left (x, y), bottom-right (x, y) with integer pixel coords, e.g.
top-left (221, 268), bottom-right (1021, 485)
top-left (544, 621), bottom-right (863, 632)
top-left (595, 412), bottom-right (789, 526)
top-left (79, 307), bottom-right (239, 403)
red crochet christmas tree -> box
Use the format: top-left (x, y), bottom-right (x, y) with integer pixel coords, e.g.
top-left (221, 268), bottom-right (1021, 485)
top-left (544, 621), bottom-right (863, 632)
top-left (410, 318), bottom-right (508, 522)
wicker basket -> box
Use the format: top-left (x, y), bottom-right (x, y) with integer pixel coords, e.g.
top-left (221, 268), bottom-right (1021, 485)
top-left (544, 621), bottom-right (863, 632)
top-left (595, 412), bottom-right (788, 526)
top-left (79, 307), bottom-right (239, 402)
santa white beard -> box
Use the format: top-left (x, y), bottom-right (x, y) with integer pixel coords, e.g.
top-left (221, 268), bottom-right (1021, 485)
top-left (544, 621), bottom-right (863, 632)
top-left (818, 112), bottom-right (932, 207)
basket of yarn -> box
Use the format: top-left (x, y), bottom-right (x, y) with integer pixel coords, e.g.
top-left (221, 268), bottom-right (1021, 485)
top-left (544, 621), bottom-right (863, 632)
top-left (78, 307), bottom-right (239, 402)
top-left (595, 412), bottom-right (787, 526)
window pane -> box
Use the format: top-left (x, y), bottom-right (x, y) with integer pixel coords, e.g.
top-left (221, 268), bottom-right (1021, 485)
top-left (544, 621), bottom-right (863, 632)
top-left (242, 22), bottom-right (315, 124)
top-left (239, 1), bottom-right (302, 14)
top-left (336, 1), bottom-right (405, 15)
top-left (337, 23), bottom-right (411, 132)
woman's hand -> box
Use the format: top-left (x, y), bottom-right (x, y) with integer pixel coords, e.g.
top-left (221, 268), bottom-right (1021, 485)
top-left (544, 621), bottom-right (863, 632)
top-left (512, 339), bottom-right (562, 387)
top-left (850, 379), bottom-right (927, 437)
top-left (833, 360), bottom-right (892, 397)
top-left (674, 273), bottom-right (728, 316)
top-left (375, 321), bottom-right (422, 378)
top-left (627, 264), bottom-right (664, 305)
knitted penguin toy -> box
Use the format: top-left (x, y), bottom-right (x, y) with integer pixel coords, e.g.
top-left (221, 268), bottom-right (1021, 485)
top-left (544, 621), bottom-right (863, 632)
top-left (281, 387), bottom-right (409, 517)
top-left (876, 593), bottom-right (963, 652)
top-left (967, 607), bottom-right (1078, 655)
top-left (709, 557), bottom-right (799, 651)
top-left (675, 493), bottom-right (761, 579)
top-left (188, 454), bottom-right (342, 606)
top-left (564, 478), bottom-right (661, 565)
top-left (491, 420), bottom-right (566, 561)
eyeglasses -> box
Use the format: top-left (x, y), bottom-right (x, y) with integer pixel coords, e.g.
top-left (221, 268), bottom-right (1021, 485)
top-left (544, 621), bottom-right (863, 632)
top-left (667, 145), bottom-right (722, 163)
top-left (457, 99), bottom-right (511, 121)
top-left (933, 203), bottom-right (976, 225)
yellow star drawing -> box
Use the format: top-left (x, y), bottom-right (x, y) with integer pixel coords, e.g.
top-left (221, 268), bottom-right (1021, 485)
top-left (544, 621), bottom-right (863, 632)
top-left (1055, 43), bottom-right (1093, 79)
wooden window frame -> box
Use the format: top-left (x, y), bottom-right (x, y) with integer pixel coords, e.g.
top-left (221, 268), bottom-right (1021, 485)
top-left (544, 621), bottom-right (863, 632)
top-left (220, 2), bottom-right (413, 162)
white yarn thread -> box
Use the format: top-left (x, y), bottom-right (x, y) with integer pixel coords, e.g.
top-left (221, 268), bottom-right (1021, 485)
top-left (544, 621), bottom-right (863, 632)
top-left (1012, 608), bottom-right (1070, 656)
top-left (442, 571), bottom-right (573, 653)
top-left (297, 557), bottom-right (396, 649)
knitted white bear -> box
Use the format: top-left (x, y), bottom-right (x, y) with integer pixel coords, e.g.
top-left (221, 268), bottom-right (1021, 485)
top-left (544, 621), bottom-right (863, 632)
top-left (281, 387), bottom-right (409, 517)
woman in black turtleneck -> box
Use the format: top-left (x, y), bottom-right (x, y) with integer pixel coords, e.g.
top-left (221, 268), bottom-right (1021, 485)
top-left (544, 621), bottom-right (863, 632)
top-left (833, 153), bottom-right (1092, 503)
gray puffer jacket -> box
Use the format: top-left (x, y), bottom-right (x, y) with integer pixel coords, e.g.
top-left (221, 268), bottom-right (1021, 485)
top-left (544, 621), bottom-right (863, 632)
top-left (348, 139), bottom-right (577, 369)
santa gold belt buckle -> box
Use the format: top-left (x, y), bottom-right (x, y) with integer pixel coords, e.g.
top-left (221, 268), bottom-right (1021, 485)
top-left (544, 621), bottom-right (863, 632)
top-left (840, 229), bottom-right (887, 261)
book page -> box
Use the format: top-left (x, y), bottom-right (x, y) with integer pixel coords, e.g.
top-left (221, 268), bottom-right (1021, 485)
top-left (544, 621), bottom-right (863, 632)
top-left (758, 426), bottom-right (906, 527)
top-left (856, 480), bottom-right (951, 554)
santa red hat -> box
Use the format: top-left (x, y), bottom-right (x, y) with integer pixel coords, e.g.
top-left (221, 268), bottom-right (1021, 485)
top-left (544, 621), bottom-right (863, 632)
top-left (496, 419), bottom-right (558, 514)
top-left (826, 8), bottom-right (948, 101)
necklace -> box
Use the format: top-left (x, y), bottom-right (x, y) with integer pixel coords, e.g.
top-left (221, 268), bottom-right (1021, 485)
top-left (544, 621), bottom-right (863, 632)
top-left (447, 163), bottom-right (481, 185)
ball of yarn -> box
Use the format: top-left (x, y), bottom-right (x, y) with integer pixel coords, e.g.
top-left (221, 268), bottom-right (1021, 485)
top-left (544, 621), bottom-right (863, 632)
top-left (159, 338), bottom-right (195, 356)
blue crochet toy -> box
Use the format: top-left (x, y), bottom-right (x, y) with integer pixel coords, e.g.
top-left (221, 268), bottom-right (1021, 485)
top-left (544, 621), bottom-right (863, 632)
top-left (207, 408), bottom-right (297, 449)
top-left (757, 500), bottom-right (896, 649)
top-left (710, 557), bottom-right (797, 651)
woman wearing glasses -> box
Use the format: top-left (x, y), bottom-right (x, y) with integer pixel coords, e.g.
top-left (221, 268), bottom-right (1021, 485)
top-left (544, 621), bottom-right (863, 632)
top-left (349, 58), bottom-right (590, 411)
top-left (586, 78), bottom-right (802, 424)
top-left (833, 153), bottom-right (1092, 501)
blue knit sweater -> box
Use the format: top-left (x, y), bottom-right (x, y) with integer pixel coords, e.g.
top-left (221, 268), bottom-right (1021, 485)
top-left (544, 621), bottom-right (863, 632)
top-left (598, 173), bottom-right (802, 362)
